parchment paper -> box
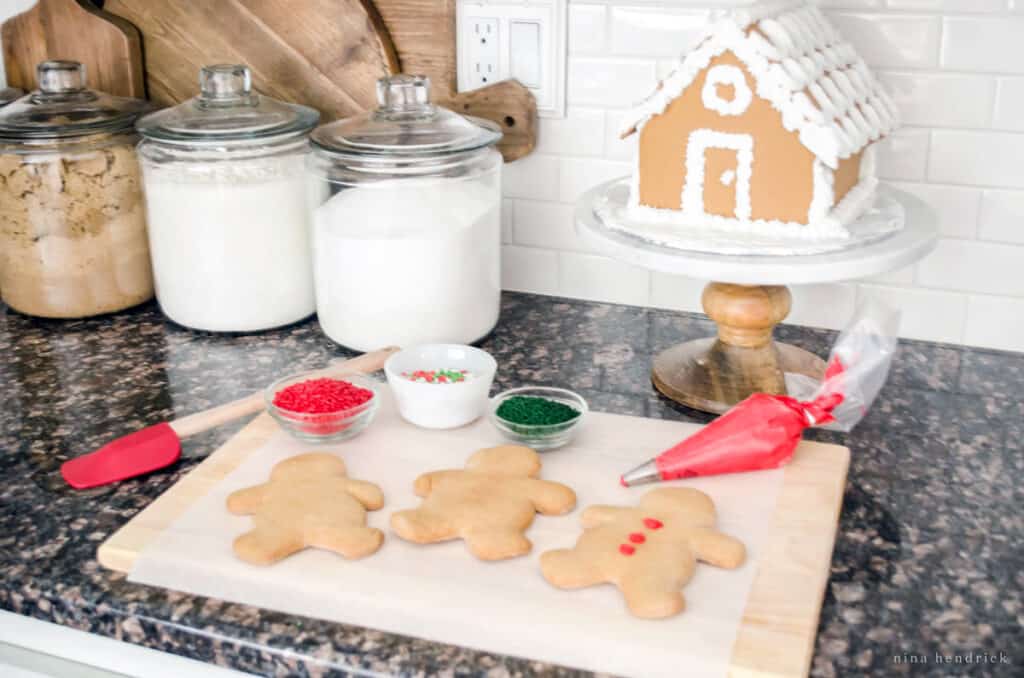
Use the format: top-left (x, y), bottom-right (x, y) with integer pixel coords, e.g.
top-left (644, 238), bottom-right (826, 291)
top-left (130, 390), bottom-right (784, 678)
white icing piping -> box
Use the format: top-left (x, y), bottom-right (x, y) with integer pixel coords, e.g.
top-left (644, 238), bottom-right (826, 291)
top-left (618, 1), bottom-right (899, 169)
top-left (626, 175), bottom-right (879, 241)
top-left (810, 159), bottom-right (834, 223)
top-left (701, 65), bottom-right (753, 116)
top-left (683, 129), bottom-right (754, 221)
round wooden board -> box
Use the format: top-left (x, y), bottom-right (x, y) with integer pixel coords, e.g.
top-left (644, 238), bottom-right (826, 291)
top-left (652, 337), bottom-right (827, 414)
top-left (103, 0), bottom-right (400, 119)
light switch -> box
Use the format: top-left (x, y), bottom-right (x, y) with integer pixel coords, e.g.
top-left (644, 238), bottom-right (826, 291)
top-left (510, 21), bottom-right (541, 89)
top-left (456, 0), bottom-right (568, 118)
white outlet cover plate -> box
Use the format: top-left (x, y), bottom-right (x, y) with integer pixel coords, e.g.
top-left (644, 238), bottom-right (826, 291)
top-left (456, 0), bottom-right (567, 118)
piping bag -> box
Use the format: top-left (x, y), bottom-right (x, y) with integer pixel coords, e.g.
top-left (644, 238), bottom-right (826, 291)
top-left (622, 301), bottom-right (899, 486)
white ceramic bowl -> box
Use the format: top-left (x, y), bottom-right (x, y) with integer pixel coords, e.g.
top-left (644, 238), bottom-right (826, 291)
top-left (384, 344), bottom-right (497, 429)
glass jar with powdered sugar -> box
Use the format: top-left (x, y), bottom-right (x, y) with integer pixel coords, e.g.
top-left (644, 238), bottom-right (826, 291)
top-left (307, 75), bottom-right (503, 351)
top-left (136, 64), bottom-right (319, 332)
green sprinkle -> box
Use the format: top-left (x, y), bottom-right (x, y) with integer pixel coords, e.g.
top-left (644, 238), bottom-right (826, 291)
top-left (496, 395), bottom-right (581, 426)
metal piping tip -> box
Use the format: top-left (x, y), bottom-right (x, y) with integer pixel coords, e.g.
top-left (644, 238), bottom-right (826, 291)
top-left (620, 459), bottom-right (660, 487)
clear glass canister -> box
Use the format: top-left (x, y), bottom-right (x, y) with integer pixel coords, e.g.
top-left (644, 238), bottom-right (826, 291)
top-left (136, 64), bottom-right (320, 332)
top-left (0, 61), bottom-right (153, 318)
top-left (307, 75), bottom-right (503, 351)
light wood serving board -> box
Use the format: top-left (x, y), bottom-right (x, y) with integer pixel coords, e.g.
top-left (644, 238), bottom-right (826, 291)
top-left (100, 404), bottom-right (849, 678)
top-left (2, 0), bottom-right (145, 97)
top-left (102, 0), bottom-right (399, 119)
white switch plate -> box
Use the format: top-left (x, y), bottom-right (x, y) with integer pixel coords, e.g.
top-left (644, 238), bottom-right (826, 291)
top-left (456, 0), bottom-right (567, 118)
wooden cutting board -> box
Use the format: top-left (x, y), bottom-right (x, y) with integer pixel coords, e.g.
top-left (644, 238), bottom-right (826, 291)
top-left (102, 0), bottom-right (400, 118)
top-left (99, 404), bottom-right (849, 678)
top-left (101, 0), bottom-right (535, 160)
top-left (1, 0), bottom-right (145, 97)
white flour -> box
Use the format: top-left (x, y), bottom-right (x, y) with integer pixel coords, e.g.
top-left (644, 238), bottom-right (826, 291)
top-left (143, 154), bottom-right (315, 332)
top-left (313, 176), bottom-right (501, 351)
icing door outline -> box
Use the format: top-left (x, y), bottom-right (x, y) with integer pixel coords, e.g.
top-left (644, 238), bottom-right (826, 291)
top-left (682, 130), bottom-right (754, 221)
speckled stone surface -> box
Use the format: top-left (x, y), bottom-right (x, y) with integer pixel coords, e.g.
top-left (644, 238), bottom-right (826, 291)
top-left (1, 292), bottom-right (1020, 677)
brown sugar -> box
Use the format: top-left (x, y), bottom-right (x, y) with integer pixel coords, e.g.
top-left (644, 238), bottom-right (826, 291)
top-left (0, 140), bottom-right (154, 318)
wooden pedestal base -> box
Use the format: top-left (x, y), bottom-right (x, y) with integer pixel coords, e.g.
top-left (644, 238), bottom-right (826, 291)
top-left (652, 283), bottom-right (826, 414)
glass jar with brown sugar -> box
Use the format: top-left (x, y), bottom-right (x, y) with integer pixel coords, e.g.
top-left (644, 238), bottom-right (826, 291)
top-left (0, 60), bottom-right (154, 318)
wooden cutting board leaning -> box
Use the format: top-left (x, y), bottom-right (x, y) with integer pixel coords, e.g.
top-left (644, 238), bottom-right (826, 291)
top-left (1, 0), bottom-right (145, 97)
top-left (97, 0), bottom-right (535, 160)
top-left (99, 399), bottom-right (850, 678)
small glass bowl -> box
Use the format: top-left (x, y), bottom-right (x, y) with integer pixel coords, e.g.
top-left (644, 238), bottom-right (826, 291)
top-left (265, 371), bottom-right (381, 443)
top-left (488, 386), bottom-right (588, 451)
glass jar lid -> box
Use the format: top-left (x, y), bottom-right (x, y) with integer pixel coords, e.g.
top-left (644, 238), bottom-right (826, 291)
top-left (311, 75), bottom-right (501, 159)
top-left (136, 64), bottom-right (319, 145)
top-left (0, 61), bottom-right (152, 140)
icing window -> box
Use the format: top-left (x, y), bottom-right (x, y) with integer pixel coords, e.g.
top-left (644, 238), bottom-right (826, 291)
top-left (702, 65), bottom-right (752, 117)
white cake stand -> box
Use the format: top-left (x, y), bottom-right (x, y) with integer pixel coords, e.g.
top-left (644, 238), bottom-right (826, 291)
top-left (576, 181), bottom-right (939, 414)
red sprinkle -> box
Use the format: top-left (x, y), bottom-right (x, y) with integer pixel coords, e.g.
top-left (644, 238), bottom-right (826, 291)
top-left (619, 544), bottom-right (636, 556)
top-left (643, 518), bottom-right (663, 530)
top-left (628, 532), bottom-right (646, 544)
top-left (273, 378), bottom-right (373, 414)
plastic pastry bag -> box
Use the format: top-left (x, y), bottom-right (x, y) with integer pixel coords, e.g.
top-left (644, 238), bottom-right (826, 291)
top-left (621, 299), bottom-right (899, 486)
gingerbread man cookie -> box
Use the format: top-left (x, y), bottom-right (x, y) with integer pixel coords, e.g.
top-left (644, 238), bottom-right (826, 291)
top-left (390, 445), bottom-right (576, 560)
top-left (227, 453), bottom-right (384, 565)
top-left (540, 487), bottom-right (745, 619)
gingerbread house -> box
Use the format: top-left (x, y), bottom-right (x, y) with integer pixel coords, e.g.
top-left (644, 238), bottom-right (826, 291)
top-left (620, 1), bottom-right (898, 233)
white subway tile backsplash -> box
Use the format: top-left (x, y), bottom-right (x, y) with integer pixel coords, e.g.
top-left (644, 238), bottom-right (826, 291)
top-left (610, 6), bottom-right (709, 57)
top-left (876, 129), bottom-right (930, 182)
top-left (879, 72), bottom-right (994, 129)
top-left (887, 0), bottom-right (1003, 11)
top-left (503, 154), bottom-right (560, 201)
top-left (787, 284), bottom-right (858, 331)
top-left (941, 17), bottom-right (1024, 74)
top-left (559, 252), bottom-right (650, 306)
top-left (964, 295), bottom-right (1024, 353)
top-left (889, 182), bottom-right (980, 238)
top-left (993, 78), bottom-right (1024, 133)
top-left (567, 57), bottom-right (657, 107)
top-left (568, 4), bottom-right (608, 55)
top-left (929, 131), bottom-right (1024, 189)
top-left (559, 157), bottom-right (632, 203)
top-left (857, 284), bottom-right (968, 344)
top-left (978, 190), bottom-right (1024, 245)
top-left (917, 239), bottom-right (1024, 296)
top-left (650, 273), bottom-right (705, 314)
top-left (501, 246), bottom-right (559, 296)
top-left (604, 111), bottom-right (639, 161)
top-left (492, 1), bottom-right (1024, 352)
top-left (537, 108), bottom-right (606, 157)
top-left (512, 200), bottom-right (590, 253)
top-left (827, 13), bottom-right (941, 69)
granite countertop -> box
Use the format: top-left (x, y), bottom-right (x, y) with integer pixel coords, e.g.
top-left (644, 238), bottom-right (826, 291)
top-left (0, 292), bottom-right (1020, 677)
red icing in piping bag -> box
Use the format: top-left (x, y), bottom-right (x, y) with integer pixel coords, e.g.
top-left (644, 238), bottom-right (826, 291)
top-left (621, 360), bottom-right (846, 486)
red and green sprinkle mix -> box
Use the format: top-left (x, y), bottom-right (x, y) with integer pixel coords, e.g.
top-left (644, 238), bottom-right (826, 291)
top-left (402, 369), bottom-right (470, 384)
top-left (273, 377), bottom-right (373, 414)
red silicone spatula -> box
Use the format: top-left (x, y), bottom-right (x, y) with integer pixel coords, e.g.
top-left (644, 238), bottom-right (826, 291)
top-left (61, 347), bottom-right (399, 489)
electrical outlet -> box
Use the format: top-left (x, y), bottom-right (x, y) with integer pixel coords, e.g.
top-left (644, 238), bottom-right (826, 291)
top-left (466, 17), bottom-right (500, 89)
top-left (456, 0), bottom-right (567, 118)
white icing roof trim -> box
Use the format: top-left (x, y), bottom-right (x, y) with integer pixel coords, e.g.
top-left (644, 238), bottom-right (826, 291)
top-left (619, 1), bottom-right (898, 169)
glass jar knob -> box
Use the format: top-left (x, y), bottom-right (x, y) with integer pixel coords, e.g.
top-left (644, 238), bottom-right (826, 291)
top-left (199, 64), bottom-right (254, 103)
top-left (377, 75), bottom-right (431, 111)
top-left (37, 60), bottom-right (87, 94)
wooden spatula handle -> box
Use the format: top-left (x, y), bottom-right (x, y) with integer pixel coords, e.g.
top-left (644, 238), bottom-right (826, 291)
top-left (169, 347), bottom-right (399, 439)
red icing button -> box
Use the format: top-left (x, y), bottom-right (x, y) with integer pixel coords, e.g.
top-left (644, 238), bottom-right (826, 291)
top-left (629, 532), bottom-right (645, 544)
top-left (643, 518), bottom-right (664, 530)
top-left (619, 544), bottom-right (636, 556)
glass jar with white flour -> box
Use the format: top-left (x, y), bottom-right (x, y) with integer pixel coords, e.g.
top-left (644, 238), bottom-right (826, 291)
top-left (136, 64), bottom-right (319, 332)
top-left (307, 75), bottom-right (503, 351)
